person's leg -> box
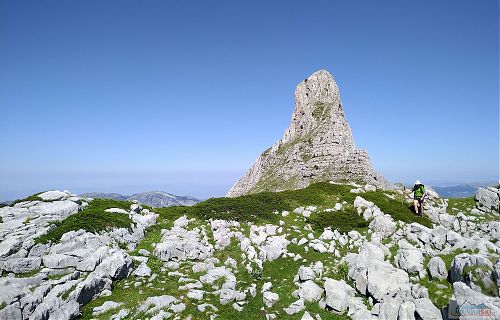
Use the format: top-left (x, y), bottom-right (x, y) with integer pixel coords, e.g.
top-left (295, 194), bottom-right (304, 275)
top-left (418, 199), bottom-right (423, 215)
top-left (414, 199), bottom-right (419, 214)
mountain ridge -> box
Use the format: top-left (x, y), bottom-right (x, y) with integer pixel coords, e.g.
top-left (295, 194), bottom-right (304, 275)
top-left (80, 191), bottom-right (200, 207)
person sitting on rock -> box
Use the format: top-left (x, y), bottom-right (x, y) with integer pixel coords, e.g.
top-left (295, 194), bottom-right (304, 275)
top-left (412, 180), bottom-right (425, 216)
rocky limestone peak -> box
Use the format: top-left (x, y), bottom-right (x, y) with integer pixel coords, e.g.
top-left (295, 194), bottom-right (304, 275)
top-left (227, 69), bottom-right (389, 197)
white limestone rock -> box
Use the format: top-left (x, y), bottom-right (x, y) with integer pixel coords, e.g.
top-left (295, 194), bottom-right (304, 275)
top-left (297, 280), bottom-right (323, 302)
top-left (413, 298), bottom-right (442, 320)
top-left (369, 215), bottom-right (397, 238)
top-left (263, 291), bottom-right (279, 308)
top-left (427, 256), bottom-right (447, 280)
top-left (284, 299), bottom-right (305, 315)
top-left (395, 248), bottom-right (424, 273)
top-left (0, 257), bottom-right (41, 274)
top-left (92, 301), bottom-right (123, 316)
top-left (324, 278), bottom-right (355, 313)
top-left (133, 262), bottom-right (152, 277)
top-left (38, 190), bottom-right (70, 201)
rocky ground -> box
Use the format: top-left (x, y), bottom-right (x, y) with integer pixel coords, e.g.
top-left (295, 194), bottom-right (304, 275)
top-left (0, 185), bottom-right (499, 320)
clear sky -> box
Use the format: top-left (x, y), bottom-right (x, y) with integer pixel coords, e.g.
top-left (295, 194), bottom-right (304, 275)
top-left (0, 0), bottom-right (498, 201)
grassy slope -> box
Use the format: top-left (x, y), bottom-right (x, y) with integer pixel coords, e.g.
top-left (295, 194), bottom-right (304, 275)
top-left (160, 182), bottom-right (430, 229)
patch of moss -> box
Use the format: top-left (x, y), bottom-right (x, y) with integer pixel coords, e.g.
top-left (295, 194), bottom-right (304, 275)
top-left (312, 101), bottom-right (329, 120)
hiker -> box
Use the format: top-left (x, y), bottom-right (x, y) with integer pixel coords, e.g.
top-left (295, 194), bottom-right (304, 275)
top-left (412, 180), bottom-right (425, 216)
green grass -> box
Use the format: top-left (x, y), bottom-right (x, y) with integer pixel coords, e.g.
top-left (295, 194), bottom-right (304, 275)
top-left (48, 272), bottom-right (71, 280)
top-left (14, 268), bottom-right (42, 278)
top-left (446, 197), bottom-right (475, 215)
top-left (419, 276), bottom-right (453, 309)
top-left (34, 198), bottom-right (134, 244)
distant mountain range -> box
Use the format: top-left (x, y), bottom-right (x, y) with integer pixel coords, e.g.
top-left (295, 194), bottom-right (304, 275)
top-left (80, 191), bottom-right (200, 208)
top-left (432, 182), bottom-right (497, 198)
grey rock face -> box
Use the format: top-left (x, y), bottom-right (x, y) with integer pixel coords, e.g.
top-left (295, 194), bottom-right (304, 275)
top-left (0, 257), bottom-right (41, 274)
top-left (398, 301), bottom-right (416, 320)
top-left (413, 298), bottom-right (442, 320)
top-left (263, 291), bottom-right (279, 307)
top-left (69, 272), bottom-right (112, 305)
top-left (93, 249), bottom-right (133, 280)
top-left (0, 237), bottom-right (23, 258)
top-left (38, 190), bottom-right (70, 201)
top-left (428, 256), bottom-right (448, 280)
top-left (450, 253), bottom-right (493, 283)
top-left (395, 248), bottom-right (424, 273)
top-left (132, 262), bottom-right (152, 277)
top-left (324, 278), bottom-right (355, 313)
top-left (284, 299), bottom-right (305, 315)
top-left (345, 250), bottom-right (411, 302)
top-left (297, 280), bottom-right (323, 302)
top-left (42, 254), bottom-right (80, 269)
top-left (366, 259), bottom-right (411, 301)
top-left (154, 216), bottom-right (213, 262)
top-left (451, 282), bottom-right (500, 320)
top-left (227, 69), bottom-right (389, 197)
top-left (474, 187), bottom-right (500, 213)
top-left (369, 215), bottom-right (397, 238)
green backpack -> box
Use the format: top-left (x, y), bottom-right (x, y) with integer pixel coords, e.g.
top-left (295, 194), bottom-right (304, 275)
top-left (414, 184), bottom-right (425, 198)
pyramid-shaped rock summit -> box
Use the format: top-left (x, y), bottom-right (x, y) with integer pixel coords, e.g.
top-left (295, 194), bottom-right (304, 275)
top-left (227, 70), bottom-right (389, 197)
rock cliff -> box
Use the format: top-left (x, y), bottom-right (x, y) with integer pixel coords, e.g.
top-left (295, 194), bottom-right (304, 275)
top-left (227, 69), bottom-right (389, 197)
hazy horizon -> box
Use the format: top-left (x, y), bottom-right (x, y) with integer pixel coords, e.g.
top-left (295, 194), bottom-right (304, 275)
top-left (0, 169), bottom-right (497, 202)
top-left (1, 1), bottom-right (498, 201)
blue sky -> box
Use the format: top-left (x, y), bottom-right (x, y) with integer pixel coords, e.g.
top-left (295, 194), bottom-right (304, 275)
top-left (0, 0), bottom-right (498, 200)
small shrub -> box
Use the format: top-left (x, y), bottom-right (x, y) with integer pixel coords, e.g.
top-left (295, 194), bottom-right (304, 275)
top-left (35, 198), bottom-right (134, 244)
top-left (335, 262), bottom-right (349, 281)
top-left (250, 268), bottom-right (263, 280)
top-left (307, 207), bottom-right (369, 234)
